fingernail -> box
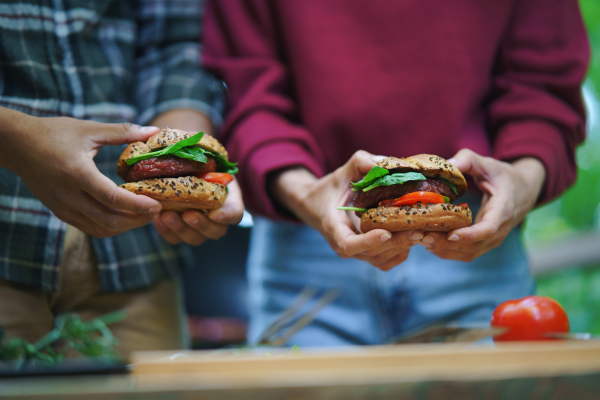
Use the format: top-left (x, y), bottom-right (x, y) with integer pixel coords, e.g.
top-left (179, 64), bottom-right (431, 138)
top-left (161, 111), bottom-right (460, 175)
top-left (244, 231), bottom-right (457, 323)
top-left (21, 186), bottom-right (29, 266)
top-left (141, 126), bottom-right (159, 133)
top-left (422, 235), bottom-right (435, 244)
top-left (410, 232), bottom-right (423, 241)
top-left (211, 210), bottom-right (226, 222)
top-left (448, 234), bottom-right (460, 241)
top-left (379, 233), bottom-right (392, 242)
top-left (149, 205), bottom-right (161, 213)
top-left (448, 158), bottom-right (457, 165)
top-left (188, 217), bottom-right (200, 226)
top-left (372, 155), bottom-right (387, 163)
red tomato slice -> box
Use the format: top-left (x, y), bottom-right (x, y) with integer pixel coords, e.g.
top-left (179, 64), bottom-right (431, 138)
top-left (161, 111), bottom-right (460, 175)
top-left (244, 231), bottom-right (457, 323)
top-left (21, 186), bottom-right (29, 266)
top-left (491, 295), bottom-right (570, 342)
top-left (197, 172), bottom-right (234, 186)
top-left (379, 191), bottom-right (446, 207)
top-left (455, 203), bottom-right (470, 208)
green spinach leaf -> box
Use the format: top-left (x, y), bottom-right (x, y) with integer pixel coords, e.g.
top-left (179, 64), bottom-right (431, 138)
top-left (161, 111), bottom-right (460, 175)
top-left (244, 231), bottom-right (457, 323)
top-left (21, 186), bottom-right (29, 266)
top-left (443, 180), bottom-right (458, 195)
top-left (351, 166), bottom-right (389, 190)
top-left (362, 172), bottom-right (426, 192)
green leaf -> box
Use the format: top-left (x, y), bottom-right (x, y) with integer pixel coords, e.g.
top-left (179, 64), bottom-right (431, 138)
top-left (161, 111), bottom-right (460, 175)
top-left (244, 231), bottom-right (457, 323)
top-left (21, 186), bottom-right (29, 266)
top-left (351, 166), bottom-right (389, 189)
top-left (337, 206), bottom-right (368, 212)
top-left (362, 172), bottom-right (426, 192)
top-left (172, 147), bottom-right (208, 164)
top-left (124, 131), bottom-right (239, 175)
top-left (443, 180), bottom-right (458, 195)
top-left (208, 151), bottom-right (239, 174)
top-left (444, 196), bottom-right (450, 203)
top-left (126, 131), bottom-right (205, 165)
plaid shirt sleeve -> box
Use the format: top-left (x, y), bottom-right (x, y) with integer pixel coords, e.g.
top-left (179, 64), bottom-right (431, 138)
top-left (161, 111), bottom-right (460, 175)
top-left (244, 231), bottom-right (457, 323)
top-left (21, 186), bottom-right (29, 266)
top-left (134, 0), bottom-right (225, 126)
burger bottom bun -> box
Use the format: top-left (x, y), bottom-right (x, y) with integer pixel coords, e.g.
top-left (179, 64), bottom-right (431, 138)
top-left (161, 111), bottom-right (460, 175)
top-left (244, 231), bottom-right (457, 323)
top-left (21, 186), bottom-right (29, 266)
top-left (120, 176), bottom-right (226, 211)
top-left (360, 203), bottom-right (472, 233)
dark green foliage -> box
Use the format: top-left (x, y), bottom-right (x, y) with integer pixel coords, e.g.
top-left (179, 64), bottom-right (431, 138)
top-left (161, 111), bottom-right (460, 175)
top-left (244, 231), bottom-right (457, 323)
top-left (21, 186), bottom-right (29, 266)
top-left (0, 311), bottom-right (124, 370)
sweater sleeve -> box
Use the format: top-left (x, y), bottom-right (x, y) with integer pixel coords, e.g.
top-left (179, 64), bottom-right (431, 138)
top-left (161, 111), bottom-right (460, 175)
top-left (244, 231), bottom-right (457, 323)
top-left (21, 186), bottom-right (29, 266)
top-left (202, 0), bottom-right (326, 219)
top-left (489, 0), bottom-right (590, 205)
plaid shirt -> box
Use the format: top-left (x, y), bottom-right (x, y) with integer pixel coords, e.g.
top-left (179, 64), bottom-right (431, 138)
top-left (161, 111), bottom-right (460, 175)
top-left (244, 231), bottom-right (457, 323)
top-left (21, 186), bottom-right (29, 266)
top-left (0, 0), bottom-right (225, 292)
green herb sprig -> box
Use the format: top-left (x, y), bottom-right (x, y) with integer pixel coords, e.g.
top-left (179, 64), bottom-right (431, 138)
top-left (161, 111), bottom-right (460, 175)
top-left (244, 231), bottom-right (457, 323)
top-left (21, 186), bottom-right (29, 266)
top-left (0, 311), bottom-right (125, 370)
top-left (126, 132), bottom-right (238, 175)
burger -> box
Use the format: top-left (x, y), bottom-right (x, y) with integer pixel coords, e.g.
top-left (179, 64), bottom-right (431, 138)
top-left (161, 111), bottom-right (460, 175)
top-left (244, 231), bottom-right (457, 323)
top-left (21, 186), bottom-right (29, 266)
top-left (117, 128), bottom-right (237, 211)
top-left (339, 154), bottom-right (472, 232)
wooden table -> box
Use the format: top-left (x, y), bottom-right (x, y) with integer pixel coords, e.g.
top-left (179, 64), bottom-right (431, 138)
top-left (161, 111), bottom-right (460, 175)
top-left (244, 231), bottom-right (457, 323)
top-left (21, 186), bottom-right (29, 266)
top-left (2, 342), bottom-right (600, 399)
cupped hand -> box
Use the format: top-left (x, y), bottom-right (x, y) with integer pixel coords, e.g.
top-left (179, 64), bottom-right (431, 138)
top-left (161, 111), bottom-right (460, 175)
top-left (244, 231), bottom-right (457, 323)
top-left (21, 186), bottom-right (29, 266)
top-left (420, 149), bottom-right (546, 262)
top-left (152, 178), bottom-right (245, 246)
top-left (270, 151), bottom-right (423, 271)
top-left (2, 111), bottom-right (162, 237)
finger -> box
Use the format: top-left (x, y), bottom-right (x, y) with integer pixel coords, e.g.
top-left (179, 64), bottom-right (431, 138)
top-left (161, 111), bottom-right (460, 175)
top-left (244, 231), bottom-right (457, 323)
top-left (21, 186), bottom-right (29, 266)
top-left (76, 193), bottom-right (157, 235)
top-left (359, 230), bottom-right (422, 256)
top-left (90, 122), bottom-right (159, 146)
top-left (427, 247), bottom-right (478, 263)
top-left (375, 249), bottom-right (411, 271)
top-left (54, 208), bottom-right (114, 238)
top-left (207, 178), bottom-right (244, 225)
top-left (160, 211), bottom-right (208, 246)
top-left (329, 212), bottom-right (392, 257)
top-left (182, 211), bottom-right (228, 240)
top-left (79, 161), bottom-right (162, 214)
top-left (448, 148), bottom-right (493, 181)
top-left (422, 231), bottom-right (485, 254)
top-left (152, 215), bottom-right (183, 245)
top-left (427, 237), bottom-right (505, 262)
top-left (447, 192), bottom-right (509, 243)
top-left (356, 246), bottom-right (411, 270)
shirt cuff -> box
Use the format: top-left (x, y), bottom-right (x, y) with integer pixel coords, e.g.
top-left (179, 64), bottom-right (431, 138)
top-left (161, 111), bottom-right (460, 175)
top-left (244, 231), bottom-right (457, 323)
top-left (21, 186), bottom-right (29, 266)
top-left (493, 120), bottom-right (577, 205)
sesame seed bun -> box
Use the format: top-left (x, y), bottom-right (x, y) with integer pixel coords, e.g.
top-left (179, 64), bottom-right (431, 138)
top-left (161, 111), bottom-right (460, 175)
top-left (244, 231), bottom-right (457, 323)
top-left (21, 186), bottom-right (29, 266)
top-left (377, 154), bottom-right (467, 197)
top-left (120, 176), bottom-right (226, 211)
top-left (360, 203), bottom-right (472, 233)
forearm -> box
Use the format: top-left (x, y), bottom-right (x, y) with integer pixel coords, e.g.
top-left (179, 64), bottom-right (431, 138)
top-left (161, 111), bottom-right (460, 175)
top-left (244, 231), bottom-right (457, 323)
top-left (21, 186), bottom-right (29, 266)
top-left (510, 157), bottom-right (546, 212)
top-left (0, 107), bottom-right (38, 171)
top-left (269, 167), bottom-right (317, 217)
top-left (149, 109), bottom-right (214, 134)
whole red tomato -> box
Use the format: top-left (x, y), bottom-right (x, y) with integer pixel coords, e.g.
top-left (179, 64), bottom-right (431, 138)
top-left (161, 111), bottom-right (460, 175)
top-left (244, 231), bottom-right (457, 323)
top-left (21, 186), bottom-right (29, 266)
top-left (491, 295), bottom-right (569, 342)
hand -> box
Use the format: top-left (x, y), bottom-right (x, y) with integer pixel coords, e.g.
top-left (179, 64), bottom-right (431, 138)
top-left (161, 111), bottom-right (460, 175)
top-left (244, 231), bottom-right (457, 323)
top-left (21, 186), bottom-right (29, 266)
top-left (0, 108), bottom-right (162, 237)
top-left (420, 149), bottom-right (546, 262)
top-left (147, 108), bottom-right (245, 246)
top-left (269, 151), bottom-right (424, 271)
top-left (152, 178), bottom-right (245, 245)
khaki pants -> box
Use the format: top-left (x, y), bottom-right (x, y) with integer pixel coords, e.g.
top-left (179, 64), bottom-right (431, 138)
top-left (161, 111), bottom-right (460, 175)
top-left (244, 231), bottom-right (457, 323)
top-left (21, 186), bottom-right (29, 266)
top-left (0, 226), bottom-right (186, 361)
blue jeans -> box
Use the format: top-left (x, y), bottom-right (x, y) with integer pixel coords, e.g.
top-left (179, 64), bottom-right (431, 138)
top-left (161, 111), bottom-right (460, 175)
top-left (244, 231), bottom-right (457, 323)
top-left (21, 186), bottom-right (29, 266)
top-left (247, 201), bottom-right (534, 346)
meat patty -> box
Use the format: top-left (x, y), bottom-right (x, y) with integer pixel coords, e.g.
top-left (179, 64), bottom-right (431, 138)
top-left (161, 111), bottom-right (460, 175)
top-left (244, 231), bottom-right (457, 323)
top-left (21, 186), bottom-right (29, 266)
top-left (353, 179), bottom-right (456, 210)
top-left (125, 155), bottom-right (217, 182)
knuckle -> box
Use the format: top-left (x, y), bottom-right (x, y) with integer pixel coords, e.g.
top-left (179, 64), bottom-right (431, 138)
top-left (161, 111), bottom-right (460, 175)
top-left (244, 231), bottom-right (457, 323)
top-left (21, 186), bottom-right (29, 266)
top-left (364, 248), bottom-right (379, 257)
top-left (102, 189), bottom-right (119, 209)
top-left (102, 217), bottom-right (122, 233)
top-left (121, 122), bottom-right (135, 134)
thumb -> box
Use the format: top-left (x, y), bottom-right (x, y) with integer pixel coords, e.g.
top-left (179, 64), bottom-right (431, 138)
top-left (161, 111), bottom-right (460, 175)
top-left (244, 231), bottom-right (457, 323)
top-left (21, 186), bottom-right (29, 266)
top-left (342, 150), bottom-right (387, 182)
top-left (448, 148), bottom-right (487, 179)
top-left (93, 122), bottom-right (160, 146)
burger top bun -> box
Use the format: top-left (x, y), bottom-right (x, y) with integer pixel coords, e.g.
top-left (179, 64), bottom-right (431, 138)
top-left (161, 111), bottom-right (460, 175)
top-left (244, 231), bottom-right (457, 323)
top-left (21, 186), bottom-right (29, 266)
top-left (117, 128), bottom-right (228, 180)
top-left (377, 154), bottom-right (467, 197)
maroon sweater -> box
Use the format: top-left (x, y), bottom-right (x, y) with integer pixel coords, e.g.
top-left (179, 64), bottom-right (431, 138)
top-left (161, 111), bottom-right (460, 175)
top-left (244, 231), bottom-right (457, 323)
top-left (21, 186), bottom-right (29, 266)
top-left (203, 0), bottom-right (589, 219)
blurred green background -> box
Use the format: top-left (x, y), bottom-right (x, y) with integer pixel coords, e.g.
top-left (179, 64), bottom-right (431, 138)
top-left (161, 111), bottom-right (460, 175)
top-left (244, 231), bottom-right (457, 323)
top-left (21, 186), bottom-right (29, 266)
top-left (523, 0), bottom-right (600, 334)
